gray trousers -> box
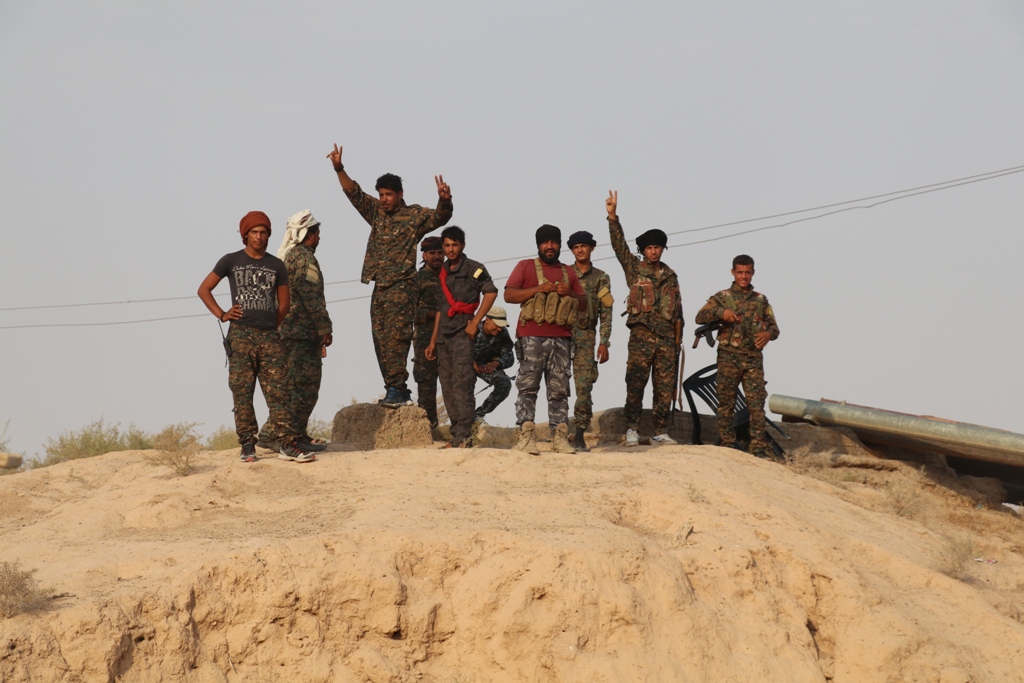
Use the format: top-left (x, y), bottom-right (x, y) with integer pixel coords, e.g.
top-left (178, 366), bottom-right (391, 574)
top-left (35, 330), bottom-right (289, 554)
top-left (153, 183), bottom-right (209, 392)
top-left (514, 336), bottom-right (572, 426)
top-left (438, 331), bottom-right (476, 445)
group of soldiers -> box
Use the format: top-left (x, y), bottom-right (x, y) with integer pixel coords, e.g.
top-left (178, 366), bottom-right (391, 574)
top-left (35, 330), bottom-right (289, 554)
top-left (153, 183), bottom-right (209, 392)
top-left (198, 144), bottom-right (780, 463)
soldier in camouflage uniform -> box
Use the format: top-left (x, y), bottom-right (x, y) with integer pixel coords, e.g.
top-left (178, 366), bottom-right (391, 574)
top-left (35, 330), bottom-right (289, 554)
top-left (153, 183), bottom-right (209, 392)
top-left (411, 237), bottom-right (444, 427)
top-left (606, 191), bottom-right (684, 447)
top-left (473, 306), bottom-right (515, 419)
top-left (198, 211), bottom-right (314, 463)
top-left (567, 230), bottom-right (613, 451)
top-left (326, 143), bottom-right (453, 408)
top-left (277, 210), bottom-right (333, 453)
top-left (695, 254), bottom-right (780, 457)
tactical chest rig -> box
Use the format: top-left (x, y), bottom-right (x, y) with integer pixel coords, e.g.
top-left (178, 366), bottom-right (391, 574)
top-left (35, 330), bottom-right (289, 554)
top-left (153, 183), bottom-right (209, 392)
top-left (519, 258), bottom-right (578, 327)
top-left (624, 275), bottom-right (678, 321)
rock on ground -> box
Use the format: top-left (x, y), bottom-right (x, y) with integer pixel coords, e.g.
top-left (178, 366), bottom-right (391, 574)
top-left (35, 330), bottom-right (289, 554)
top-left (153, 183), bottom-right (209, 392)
top-left (332, 403), bottom-right (433, 450)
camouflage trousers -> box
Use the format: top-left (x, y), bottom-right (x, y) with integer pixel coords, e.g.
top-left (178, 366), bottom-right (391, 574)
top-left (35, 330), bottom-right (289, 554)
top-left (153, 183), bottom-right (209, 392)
top-left (572, 329), bottom-right (600, 431)
top-left (475, 368), bottom-right (512, 418)
top-left (370, 279), bottom-right (416, 393)
top-left (227, 325), bottom-right (292, 446)
top-left (624, 324), bottom-right (677, 432)
top-left (717, 349), bottom-right (768, 451)
top-left (515, 336), bottom-right (572, 426)
top-left (412, 328), bottom-right (439, 426)
top-left (282, 339), bottom-right (322, 440)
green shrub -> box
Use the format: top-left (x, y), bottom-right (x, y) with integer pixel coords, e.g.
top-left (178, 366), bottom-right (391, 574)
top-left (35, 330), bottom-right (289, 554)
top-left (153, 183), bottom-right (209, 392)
top-left (307, 415), bottom-right (332, 441)
top-left (145, 422), bottom-right (201, 476)
top-left (205, 425), bottom-right (239, 451)
top-left (36, 418), bottom-right (153, 468)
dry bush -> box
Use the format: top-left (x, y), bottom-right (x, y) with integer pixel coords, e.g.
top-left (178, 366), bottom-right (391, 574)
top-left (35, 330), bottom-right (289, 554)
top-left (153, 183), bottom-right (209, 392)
top-left (936, 533), bottom-right (976, 580)
top-left (205, 425), bottom-right (238, 451)
top-left (785, 445), bottom-right (837, 473)
top-left (306, 415), bottom-right (332, 441)
top-left (145, 422), bottom-right (201, 476)
top-left (37, 418), bottom-right (152, 468)
top-left (884, 475), bottom-right (925, 518)
top-left (0, 420), bottom-right (25, 477)
top-left (0, 561), bottom-right (48, 618)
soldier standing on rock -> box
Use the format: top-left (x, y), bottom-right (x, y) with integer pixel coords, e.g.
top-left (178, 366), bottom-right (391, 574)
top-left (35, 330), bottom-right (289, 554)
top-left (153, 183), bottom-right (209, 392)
top-left (412, 236), bottom-right (444, 428)
top-left (695, 255), bottom-right (780, 458)
top-left (567, 231), bottom-right (614, 452)
top-left (504, 225), bottom-right (587, 455)
top-left (275, 210), bottom-right (333, 454)
top-left (606, 191), bottom-right (683, 448)
top-left (326, 143), bottom-right (453, 409)
top-left (197, 211), bottom-right (315, 463)
top-left (425, 226), bottom-right (498, 448)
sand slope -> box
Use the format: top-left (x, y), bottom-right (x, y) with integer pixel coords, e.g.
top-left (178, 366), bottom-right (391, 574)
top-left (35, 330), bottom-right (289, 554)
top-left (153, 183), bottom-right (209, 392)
top-left (1, 440), bottom-right (1022, 682)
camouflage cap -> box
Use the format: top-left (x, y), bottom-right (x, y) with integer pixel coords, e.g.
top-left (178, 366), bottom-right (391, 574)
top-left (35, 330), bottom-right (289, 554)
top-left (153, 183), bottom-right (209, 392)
top-left (421, 236), bottom-right (443, 252)
top-left (485, 306), bottom-right (509, 327)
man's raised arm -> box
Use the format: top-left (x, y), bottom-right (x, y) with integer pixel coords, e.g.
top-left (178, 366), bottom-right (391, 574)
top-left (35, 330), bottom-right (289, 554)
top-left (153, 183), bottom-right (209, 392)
top-left (605, 190), bottom-right (633, 273)
top-left (326, 143), bottom-right (356, 194)
top-left (428, 174), bottom-right (454, 229)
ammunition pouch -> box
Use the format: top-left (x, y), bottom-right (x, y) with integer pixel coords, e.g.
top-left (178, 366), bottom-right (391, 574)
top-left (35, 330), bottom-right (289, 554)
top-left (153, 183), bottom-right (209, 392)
top-left (519, 258), bottom-right (578, 327)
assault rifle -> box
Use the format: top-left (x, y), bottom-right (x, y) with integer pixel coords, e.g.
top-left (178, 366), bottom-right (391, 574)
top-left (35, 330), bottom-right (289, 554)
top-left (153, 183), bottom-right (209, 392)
top-left (692, 321), bottom-right (721, 349)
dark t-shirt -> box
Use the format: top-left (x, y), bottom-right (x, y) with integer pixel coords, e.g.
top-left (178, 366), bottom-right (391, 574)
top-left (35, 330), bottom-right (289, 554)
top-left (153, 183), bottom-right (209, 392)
top-left (505, 258), bottom-right (585, 338)
top-left (438, 255), bottom-right (498, 337)
top-left (212, 250), bottom-right (289, 330)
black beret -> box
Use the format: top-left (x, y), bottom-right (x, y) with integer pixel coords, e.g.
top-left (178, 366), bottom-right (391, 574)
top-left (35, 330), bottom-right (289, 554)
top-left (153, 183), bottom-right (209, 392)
top-left (536, 224), bottom-right (562, 246)
top-left (567, 230), bottom-right (596, 248)
top-left (635, 229), bottom-right (668, 253)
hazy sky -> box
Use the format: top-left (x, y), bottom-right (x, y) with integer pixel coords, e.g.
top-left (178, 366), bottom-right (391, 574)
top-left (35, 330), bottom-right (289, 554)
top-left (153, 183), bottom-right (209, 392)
top-left (3, 1), bottom-right (1023, 457)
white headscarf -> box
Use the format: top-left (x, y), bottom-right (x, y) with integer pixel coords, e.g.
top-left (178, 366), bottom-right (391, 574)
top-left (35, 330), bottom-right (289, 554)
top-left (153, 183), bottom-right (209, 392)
top-left (277, 210), bottom-right (321, 259)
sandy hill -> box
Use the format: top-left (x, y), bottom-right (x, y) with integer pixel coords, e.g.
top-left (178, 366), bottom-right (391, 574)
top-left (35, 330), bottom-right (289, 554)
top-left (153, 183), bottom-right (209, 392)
top-left (1, 433), bottom-right (1023, 683)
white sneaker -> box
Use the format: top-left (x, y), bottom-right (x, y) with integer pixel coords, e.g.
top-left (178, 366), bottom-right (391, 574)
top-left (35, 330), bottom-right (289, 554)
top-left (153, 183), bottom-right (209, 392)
top-left (625, 429), bottom-right (639, 447)
top-left (652, 433), bottom-right (678, 445)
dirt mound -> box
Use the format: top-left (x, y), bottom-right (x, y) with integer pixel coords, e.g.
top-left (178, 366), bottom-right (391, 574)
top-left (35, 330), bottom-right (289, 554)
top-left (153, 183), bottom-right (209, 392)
top-left (332, 403), bottom-right (433, 449)
top-left (1, 436), bottom-right (1022, 682)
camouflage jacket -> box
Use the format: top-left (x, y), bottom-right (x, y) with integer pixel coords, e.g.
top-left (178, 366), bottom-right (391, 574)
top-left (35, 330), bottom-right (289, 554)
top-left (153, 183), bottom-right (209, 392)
top-left (695, 282), bottom-right (779, 356)
top-left (345, 181), bottom-right (453, 287)
top-left (473, 327), bottom-right (514, 370)
top-left (279, 244), bottom-right (333, 341)
top-left (572, 264), bottom-right (613, 347)
top-left (608, 217), bottom-right (683, 340)
top-left (412, 265), bottom-right (441, 334)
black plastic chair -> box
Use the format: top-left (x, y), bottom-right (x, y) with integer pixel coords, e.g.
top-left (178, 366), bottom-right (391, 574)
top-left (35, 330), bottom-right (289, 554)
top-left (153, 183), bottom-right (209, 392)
top-left (682, 363), bottom-right (787, 458)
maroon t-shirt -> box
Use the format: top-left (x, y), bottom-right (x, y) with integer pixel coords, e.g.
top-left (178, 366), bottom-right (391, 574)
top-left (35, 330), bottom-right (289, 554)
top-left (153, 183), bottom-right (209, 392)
top-left (505, 258), bottom-right (586, 338)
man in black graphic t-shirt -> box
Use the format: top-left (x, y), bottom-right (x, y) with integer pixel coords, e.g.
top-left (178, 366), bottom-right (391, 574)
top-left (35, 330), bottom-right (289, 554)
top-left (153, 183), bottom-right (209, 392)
top-left (198, 211), bottom-right (315, 463)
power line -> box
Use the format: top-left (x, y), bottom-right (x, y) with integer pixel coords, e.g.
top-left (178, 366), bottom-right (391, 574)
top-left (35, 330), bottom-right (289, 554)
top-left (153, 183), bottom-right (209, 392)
top-left (0, 314), bottom-right (208, 329)
top-left (2, 163), bottom-right (1021, 328)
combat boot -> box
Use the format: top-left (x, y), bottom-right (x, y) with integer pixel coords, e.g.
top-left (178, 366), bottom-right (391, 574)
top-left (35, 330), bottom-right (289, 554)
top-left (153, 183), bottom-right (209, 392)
top-left (572, 426), bottom-right (589, 452)
top-left (552, 423), bottom-right (576, 454)
top-left (513, 421), bottom-right (541, 456)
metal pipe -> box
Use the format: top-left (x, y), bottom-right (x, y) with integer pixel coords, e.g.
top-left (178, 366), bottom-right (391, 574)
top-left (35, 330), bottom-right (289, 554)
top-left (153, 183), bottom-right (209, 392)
top-left (768, 394), bottom-right (1024, 467)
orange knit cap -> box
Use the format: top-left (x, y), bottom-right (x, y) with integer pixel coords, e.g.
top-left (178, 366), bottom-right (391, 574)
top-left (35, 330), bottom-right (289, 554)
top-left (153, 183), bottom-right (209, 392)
top-left (239, 211), bottom-right (271, 238)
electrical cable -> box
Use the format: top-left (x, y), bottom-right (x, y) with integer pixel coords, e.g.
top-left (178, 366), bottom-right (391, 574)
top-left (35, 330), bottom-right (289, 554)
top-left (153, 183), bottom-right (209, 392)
top-left (3, 163), bottom-right (1021, 328)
